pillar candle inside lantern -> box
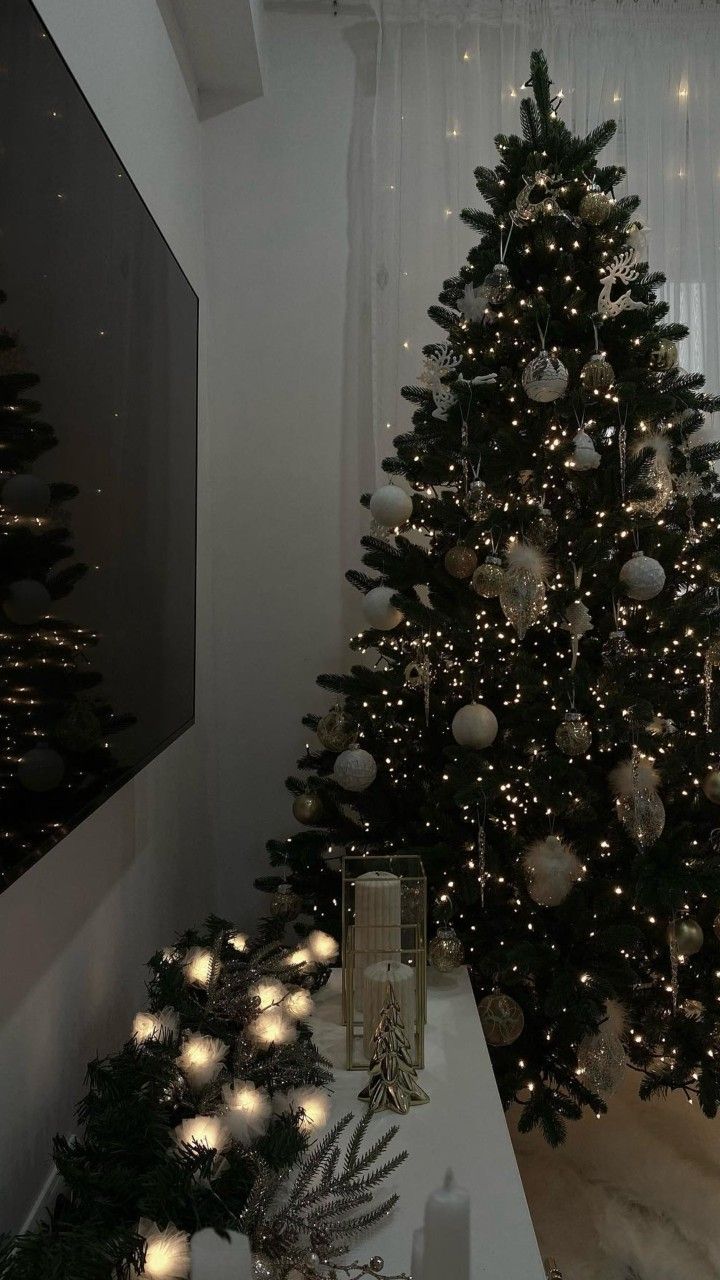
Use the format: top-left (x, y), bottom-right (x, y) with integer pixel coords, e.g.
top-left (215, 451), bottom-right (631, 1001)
top-left (353, 870), bottom-right (401, 1008)
top-left (362, 961), bottom-right (416, 1059)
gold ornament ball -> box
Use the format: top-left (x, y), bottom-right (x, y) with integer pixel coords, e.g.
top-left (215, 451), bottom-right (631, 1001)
top-left (702, 771), bottom-right (720, 804)
top-left (652, 338), bottom-right (679, 371)
top-left (270, 882), bottom-right (303, 920)
top-left (616, 789), bottom-right (665, 849)
top-left (667, 916), bottom-right (704, 957)
top-left (429, 927), bottom-right (465, 972)
top-left (555, 712), bottom-right (592, 757)
top-left (317, 706), bottom-right (357, 753)
top-left (580, 353), bottom-right (615, 393)
top-left (444, 545), bottom-right (478, 579)
top-left (472, 555), bottom-right (504, 598)
top-left (292, 792), bottom-right (323, 825)
top-left (499, 566), bottom-right (546, 639)
top-left (579, 189), bottom-right (613, 225)
top-left (479, 991), bottom-right (525, 1047)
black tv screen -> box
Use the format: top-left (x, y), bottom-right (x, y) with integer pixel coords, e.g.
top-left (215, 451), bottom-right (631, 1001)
top-left (0, 0), bottom-right (198, 890)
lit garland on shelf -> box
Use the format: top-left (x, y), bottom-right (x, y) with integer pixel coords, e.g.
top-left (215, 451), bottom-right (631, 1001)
top-left (0, 916), bottom-right (406, 1279)
top-left (261, 50), bottom-right (720, 1145)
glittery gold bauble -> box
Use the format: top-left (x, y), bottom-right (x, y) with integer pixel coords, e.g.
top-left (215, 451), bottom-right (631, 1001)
top-left (580, 353), bottom-right (615, 392)
top-left (651, 338), bottom-right (679, 371)
top-left (478, 991), bottom-right (525, 1047)
top-left (702, 770), bottom-right (720, 804)
top-left (292, 793), bottom-right (323, 825)
top-left (579, 189), bottom-right (613, 225)
top-left (429, 927), bottom-right (464, 972)
top-left (462, 479), bottom-right (493, 521)
top-left (499, 567), bottom-right (546, 639)
top-left (576, 1031), bottom-right (625, 1095)
top-left (472, 554), bottom-right (504, 598)
top-left (316, 706), bottom-right (357, 752)
top-left (667, 916), bottom-right (704, 957)
top-left (444, 545), bottom-right (478, 579)
top-left (555, 712), bottom-right (592, 757)
top-left (616, 788), bottom-right (665, 848)
top-left (270, 882), bottom-right (303, 920)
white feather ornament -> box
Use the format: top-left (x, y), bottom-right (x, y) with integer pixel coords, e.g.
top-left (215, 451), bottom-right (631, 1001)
top-left (609, 758), bottom-right (660, 796)
top-left (505, 540), bottom-right (550, 580)
top-left (562, 600), bottom-right (593, 669)
top-left (522, 835), bottom-right (583, 907)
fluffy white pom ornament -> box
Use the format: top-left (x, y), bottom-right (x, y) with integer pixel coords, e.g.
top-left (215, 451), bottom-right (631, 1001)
top-left (334, 747), bottom-right (377, 791)
top-left (177, 1035), bottom-right (229, 1090)
top-left (132, 1007), bottom-right (180, 1044)
top-left (221, 1079), bottom-right (272, 1144)
top-left (522, 835), bottom-right (583, 906)
top-left (369, 484), bottom-right (413, 528)
top-left (132, 1218), bottom-right (190, 1279)
top-left (273, 1085), bottom-right (331, 1134)
top-left (619, 550), bottom-right (665, 601)
top-left (362, 585), bottom-right (403, 631)
top-left (451, 702), bottom-right (498, 748)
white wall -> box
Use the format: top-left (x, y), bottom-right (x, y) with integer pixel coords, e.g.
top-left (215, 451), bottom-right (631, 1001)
top-left (202, 6), bottom-right (379, 910)
top-left (0, 0), bottom-right (213, 1229)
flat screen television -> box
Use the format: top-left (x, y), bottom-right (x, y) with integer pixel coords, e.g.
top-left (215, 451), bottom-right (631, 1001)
top-left (0, 0), bottom-right (198, 891)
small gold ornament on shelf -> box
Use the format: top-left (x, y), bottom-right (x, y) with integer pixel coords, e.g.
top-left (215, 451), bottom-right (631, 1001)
top-left (667, 916), bottom-right (704, 957)
top-left (444, 544), bottom-right (478, 579)
top-left (358, 977), bottom-right (429, 1114)
top-left (478, 990), bottom-right (525, 1047)
top-left (702, 770), bottom-right (720, 804)
top-left (555, 711), bottom-right (592, 757)
top-left (292, 793), bottom-right (323, 826)
top-left (578, 187), bottom-right (613, 225)
top-left (270, 882), bottom-right (303, 921)
top-left (472, 553), bottom-right (504, 598)
top-left (429, 926), bottom-right (464, 972)
top-left (580, 351), bottom-right (614, 393)
top-left (317, 705), bottom-right (357, 753)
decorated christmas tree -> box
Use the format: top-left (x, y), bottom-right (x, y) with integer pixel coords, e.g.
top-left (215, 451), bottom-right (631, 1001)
top-left (0, 301), bottom-right (132, 889)
top-left (261, 53), bottom-right (720, 1143)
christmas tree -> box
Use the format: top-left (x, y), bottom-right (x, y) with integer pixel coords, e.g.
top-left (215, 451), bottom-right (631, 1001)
top-left (262, 52), bottom-right (720, 1143)
top-left (0, 299), bottom-right (132, 889)
top-left (358, 978), bottom-right (429, 1115)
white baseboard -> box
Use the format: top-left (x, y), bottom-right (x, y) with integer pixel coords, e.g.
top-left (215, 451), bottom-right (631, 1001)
top-left (20, 1161), bottom-right (63, 1234)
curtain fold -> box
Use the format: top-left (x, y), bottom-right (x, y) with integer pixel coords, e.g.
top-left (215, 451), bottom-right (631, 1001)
top-left (369, 0), bottom-right (720, 473)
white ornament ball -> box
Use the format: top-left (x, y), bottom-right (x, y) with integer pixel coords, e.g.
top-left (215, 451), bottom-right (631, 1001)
top-left (619, 551), bottom-right (665, 601)
top-left (3, 578), bottom-right (52, 625)
top-left (334, 747), bottom-right (377, 792)
top-left (451, 702), bottom-right (498, 749)
top-left (522, 834), bottom-right (582, 907)
top-left (571, 429), bottom-right (600, 472)
top-left (362, 585), bottom-right (403, 631)
top-left (2, 473), bottom-right (51, 516)
top-left (369, 484), bottom-right (413, 528)
top-left (18, 746), bottom-right (65, 792)
top-left (521, 350), bottom-right (569, 403)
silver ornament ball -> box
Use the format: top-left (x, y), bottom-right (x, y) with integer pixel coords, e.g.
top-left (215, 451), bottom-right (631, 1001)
top-left (619, 551), bottom-right (665, 601)
top-left (451, 702), bottom-right (498, 749)
top-left (316, 706), bottom-right (357, 753)
top-left (667, 916), bottom-right (704, 957)
top-left (522, 350), bottom-right (569, 403)
top-left (369, 483), bottom-right (413, 528)
top-left (579, 189), bottom-right (613, 225)
top-left (429, 927), bottom-right (464, 972)
top-left (462, 479), bottom-right (494, 522)
top-left (580, 353), bottom-right (615, 393)
top-left (362, 585), bottom-right (403, 631)
top-left (334, 747), bottom-right (377, 792)
top-left (472, 554), bottom-right (504, 598)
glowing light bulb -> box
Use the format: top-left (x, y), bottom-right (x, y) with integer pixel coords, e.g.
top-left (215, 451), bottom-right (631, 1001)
top-left (250, 979), bottom-right (287, 1011)
top-left (248, 1008), bottom-right (298, 1047)
top-left (222, 1079), bottom-right (272, 1143)
top-left (182, 947), bottom-right (215, 988)
top-left (177, 1035), bottom-right (228, 1089)
top-left (228, 932), bottom-right (248, 952)
top-left (136, 1219), bottom-right (190, 1278)
top-left (306, 930), bottom-right (339, 964)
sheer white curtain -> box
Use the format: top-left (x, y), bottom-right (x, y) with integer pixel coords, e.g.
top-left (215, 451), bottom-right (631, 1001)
top-left (369, 0), bottom-right (720, 473)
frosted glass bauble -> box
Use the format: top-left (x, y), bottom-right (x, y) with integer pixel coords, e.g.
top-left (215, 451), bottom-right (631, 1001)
top-left (616, 789), bottom-right (665, 849)
top-left (619, 551), bottom-right (665, 601)
top-left (362, 586), bottom-right (403, 631)
top-left (369, 484), bottom-right (413, 528)
top-left (334, 748), bottom-right (377, 792)
top-left (577, 1031), bottom-right (625, 1095)
top-left (451, 702), bottom-right (498, 749)
top-left (522, 350), bottom-right (568, 402)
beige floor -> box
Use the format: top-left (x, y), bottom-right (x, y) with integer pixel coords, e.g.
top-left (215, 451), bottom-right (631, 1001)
top-left (511, 1071), bottom-right (720, 1280)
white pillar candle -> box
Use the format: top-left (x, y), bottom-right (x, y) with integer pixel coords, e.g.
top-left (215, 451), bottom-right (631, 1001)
top-left (422, 1169), bottom-right (470, 1280)
top-left (191, 1227), bottom-right (252, 1278)
top-left (411, 1226), bottom-right (425, 1280)
top-left (362, 961), bottom-right (416, 1059)
top-left (353, 870), bottom-right (401, 1008)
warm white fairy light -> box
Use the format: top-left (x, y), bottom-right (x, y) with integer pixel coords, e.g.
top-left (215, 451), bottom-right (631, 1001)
top-left (274, 1086), bottom-right (331, 1134)
top-left (173, 1115), bottom-right (231, 1155)
top-left (250, 979), bottom-right (288, 1011)
top-left (132, 1007), bottom-right (179, 1044)
top-left (132, 1219), bottom-right (190, 1279)
top-left (306, 930), bottom-right (339, 964)
top-left (182, 947), bottom-right (215, 988)
top-left (221, 1079), bottom-right (272, 1144)
top-left (284, 987), bottom-right (315, 1020)
top-left (176, 1035), bottom-right (228, 1089)
top-left (247, 1007), bottom-right (298, 1047)
top-left (228, 931), bottom-right (248, 952)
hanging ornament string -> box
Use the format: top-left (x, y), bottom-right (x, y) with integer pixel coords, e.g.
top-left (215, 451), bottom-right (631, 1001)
top-left (669, 909), bottom-right (679, 1011)
top-left (617, 404), bottom-right (629, 500)
top-left (476, 796), bottom-right (488, 908)
top-left (535, 311), bottom-right (552, 351)
top-left (498, 219), bottom-right (515, 264)
top-left (591, 318), bottom-right (601, 355)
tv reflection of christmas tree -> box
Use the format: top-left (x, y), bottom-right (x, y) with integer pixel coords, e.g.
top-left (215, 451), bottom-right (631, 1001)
top-left (0, 293), bottom-right (133, 889)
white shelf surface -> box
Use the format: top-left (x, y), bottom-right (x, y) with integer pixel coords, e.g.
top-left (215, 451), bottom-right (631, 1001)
top-left (312, 969), bottom-right (546, 1279)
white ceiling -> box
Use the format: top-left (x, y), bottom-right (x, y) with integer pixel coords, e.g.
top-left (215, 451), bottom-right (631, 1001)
top-left (156, 0), bottom-right (266, 121)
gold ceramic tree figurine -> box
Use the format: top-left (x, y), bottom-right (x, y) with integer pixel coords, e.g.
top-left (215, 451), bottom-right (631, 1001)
top-left (358, 978), bottom-right (429, 1114)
